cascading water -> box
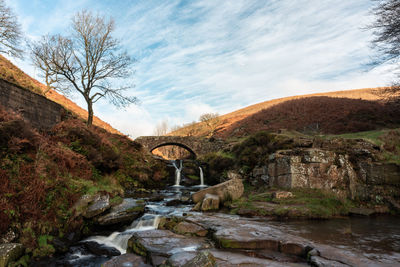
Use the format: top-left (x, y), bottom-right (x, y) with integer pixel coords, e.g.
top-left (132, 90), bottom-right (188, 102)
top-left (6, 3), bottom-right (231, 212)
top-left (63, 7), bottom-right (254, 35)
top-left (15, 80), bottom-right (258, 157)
top-left (199, 166), bottom-right (205, 186)
top-left (172, 160), bottom-right (183, 186)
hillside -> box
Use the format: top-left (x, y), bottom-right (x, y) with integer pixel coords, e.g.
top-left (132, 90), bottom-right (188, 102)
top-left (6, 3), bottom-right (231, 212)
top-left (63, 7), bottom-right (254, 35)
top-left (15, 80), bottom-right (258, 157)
top-left (169, 87), bottom-right (393, 137)
top-left (0, 55), bottom-right (122, 135)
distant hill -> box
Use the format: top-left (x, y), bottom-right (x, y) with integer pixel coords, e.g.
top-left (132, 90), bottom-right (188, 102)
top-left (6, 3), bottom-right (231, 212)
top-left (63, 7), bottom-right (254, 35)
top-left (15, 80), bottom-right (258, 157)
top-left (0, 55), bottom-right (122, 135)
top-left (169, 87), bottom-right (397, 138)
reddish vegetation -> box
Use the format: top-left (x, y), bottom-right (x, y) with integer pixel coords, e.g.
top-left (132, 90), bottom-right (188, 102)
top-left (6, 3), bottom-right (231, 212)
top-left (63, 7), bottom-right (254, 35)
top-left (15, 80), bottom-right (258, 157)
top-left (220, 96), bottom-right (400, 137)
top-left (0, 106), bottom-right (166, 250)
top-left (0, 55), bottom-right (122, 135)
top-left (169, 87), bottom-right (390, 137)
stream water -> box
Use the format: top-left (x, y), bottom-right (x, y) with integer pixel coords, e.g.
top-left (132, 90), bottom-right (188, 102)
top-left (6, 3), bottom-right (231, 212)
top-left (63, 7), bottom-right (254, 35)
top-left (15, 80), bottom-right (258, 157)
top-left (39, 186), bottom-right (400, 266)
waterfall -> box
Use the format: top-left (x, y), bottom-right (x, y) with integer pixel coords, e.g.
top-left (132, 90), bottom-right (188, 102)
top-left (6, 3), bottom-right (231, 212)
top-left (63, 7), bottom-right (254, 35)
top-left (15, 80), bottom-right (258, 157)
top-left (172, 160), bottom-right (183, 186)
top-left (199, 166), bottom-right (205, 186)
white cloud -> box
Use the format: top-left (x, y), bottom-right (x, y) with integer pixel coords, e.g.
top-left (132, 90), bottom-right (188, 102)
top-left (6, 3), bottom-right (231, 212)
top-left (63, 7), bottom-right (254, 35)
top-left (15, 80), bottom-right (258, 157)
top-left (6, 0), bottom-right (393, 137)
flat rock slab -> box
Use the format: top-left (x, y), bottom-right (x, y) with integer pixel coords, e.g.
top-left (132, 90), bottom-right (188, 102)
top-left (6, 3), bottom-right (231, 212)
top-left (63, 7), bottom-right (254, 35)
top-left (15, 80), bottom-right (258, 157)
top-left (127, 230), bottom-right (210, 260)
top-left (168, 250), bottom-right (307, 267)
top-left (102, 253), bottom-right (151, 267)
top-left (0, 243), bottom-right (24, 267)
top-left (187, 214), bottom-right (312, 256)
top-left (96, 198), bottom-right (145, 225)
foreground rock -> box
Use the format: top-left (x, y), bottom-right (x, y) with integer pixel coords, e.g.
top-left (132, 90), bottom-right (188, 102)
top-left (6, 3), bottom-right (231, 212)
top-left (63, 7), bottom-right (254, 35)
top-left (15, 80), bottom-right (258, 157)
top-left (96, 198), bottom-right (145, 225)
top-left (0, 243), bottom-right (24, 267)
top-left (83, 194), bottom-right (111, 218)
top-left (127, 230), bottom-right (210, 266)
top-left (192, 178), bottom-right (244, 205)
top-left (102, 253), bottom-right (151, 267)
top-left (167, 250), bottom-right (307, 267)
top-left (83, 241), bottom-right (121, 256)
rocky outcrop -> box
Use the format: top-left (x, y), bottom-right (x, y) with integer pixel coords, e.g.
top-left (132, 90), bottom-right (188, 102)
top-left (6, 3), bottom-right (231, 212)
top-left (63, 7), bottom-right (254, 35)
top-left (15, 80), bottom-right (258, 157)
top-left (249, 147), bottom-right (400, 201)
top-left (267, 149), bottom-right (357, 199)
top-left (0, 243), bottom-right (23, 267)
top-left (83, 194), bottom-right (111, 218)
top-left (192, 178), bottom-right (244, 204)
top-left (96, 198), bottom-right (145, 225)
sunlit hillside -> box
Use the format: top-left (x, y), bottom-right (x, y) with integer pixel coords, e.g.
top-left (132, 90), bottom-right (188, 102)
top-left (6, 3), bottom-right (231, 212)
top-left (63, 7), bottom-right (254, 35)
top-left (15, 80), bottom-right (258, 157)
top-left (0, 55), bottom-right (122, 135)
top-left (169, 87), bottom-right (390, 137)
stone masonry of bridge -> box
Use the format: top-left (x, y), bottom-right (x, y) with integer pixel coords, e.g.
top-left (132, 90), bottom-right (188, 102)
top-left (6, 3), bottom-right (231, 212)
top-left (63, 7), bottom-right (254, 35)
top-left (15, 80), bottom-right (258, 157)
top-left (135, 136), bottom-right (226, 158)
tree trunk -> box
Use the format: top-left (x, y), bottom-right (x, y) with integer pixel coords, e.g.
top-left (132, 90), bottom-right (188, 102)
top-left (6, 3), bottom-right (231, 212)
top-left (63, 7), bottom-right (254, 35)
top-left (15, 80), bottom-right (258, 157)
top-left (87, 100), bottom-right (94, 126)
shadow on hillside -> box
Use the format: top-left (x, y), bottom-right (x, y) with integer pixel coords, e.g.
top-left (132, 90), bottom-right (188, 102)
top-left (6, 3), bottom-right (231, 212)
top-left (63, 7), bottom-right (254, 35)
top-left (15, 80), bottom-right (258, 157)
top-left (220, 96), bottom-right (400, 137)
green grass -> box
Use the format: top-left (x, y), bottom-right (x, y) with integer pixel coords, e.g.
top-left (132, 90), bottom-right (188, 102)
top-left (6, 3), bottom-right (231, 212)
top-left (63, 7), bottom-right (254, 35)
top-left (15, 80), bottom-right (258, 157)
top-left (320, 129), bottom-right (389, 146)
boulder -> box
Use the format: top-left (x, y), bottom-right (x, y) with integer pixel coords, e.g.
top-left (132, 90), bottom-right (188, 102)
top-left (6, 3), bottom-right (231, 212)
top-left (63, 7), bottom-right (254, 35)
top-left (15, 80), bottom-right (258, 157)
top-left (83, 194), bottom-right (111, 218)
top-left (192, 178), bottom-right (244, 204)
top-left (127, 230), bottom-right (209, 264)
top-left (96, 198), bottom-right (145, 225)
top-left (173, 221), bottom-right (208, 237)
top-left (201, 194), bottom-right (220, 211)
top-left (82, 241), bottom-right (121, 256)
top-left (182, 251), bottom-right (217, 267)
top-left (0, 243), bottom-right (24, 267)
top-left (102, 253), bottom-right (151, 267)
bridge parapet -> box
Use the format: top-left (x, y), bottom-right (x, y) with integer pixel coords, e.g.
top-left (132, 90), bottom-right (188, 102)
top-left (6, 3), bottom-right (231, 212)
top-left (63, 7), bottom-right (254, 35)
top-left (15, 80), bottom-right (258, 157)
top-left (135, 136), bottom-right (225, 158)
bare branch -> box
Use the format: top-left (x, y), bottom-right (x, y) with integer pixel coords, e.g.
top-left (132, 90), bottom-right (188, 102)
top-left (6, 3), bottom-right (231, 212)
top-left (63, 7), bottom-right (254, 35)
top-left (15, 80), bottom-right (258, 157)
top-left (0, 0), bottom-right (23, 58)
top-left (30, 10), bottom-right (137, 125)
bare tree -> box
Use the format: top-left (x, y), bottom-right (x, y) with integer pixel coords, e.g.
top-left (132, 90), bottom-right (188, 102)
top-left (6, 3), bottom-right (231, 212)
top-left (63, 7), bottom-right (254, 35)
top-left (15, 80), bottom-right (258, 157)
top-left (153, 120), bottom-right (169, 136)
top-left (199, 112), bottom-right (220, 136)
top-left (0, 0), bottom-right (23, 58)
top-left (368, 0), bottom-right (400, 100)
top-left (31, 10), bottom-right (137, 125)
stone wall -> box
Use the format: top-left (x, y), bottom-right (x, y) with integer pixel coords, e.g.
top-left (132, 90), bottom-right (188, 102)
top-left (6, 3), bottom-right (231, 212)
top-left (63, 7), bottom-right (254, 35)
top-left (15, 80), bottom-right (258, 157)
top-left (135, 136), bottom-right (226, 158)
top-left (0, 78), bottom-right (64, 129)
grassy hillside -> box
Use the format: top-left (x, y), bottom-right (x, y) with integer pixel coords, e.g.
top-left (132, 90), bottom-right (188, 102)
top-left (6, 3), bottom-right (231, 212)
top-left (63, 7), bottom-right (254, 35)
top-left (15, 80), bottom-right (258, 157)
top-left (169, 87), bottom-right (392, 137)
top-left (221, 96), bottom-right (400, 137)
top-left (0, 106), bottom-right (167, 258)
top-left (0, 55), bottom-right (122, 135)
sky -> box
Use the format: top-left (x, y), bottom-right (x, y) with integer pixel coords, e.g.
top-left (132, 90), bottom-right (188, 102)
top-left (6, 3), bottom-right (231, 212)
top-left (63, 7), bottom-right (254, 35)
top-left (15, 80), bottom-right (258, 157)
top-left (5, 0), bottom-right (395, 138)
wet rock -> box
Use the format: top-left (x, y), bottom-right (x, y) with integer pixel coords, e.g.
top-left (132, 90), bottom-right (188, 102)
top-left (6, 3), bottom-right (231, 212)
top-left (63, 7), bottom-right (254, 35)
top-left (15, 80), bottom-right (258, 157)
top-left (192, 178), bottom-right (244, 204)
top-left (168, 249), bottom-right (305, 267)
top-left (83, 241), bottom-right (121, 256)
top-left (209, 249), bottom-right (304, 267)
top-left (102, 253), bottom-right (151, 267)
top-left (192, 202), bottom-right (202, 211)
top-left (84, 194), bottom-right (111, 218)
top-left (273, 191), bottom-right (294, 199)
top-left (96, 198), bottom-right (145, 225)
top-left (166, 199), bottom-right (184, 206)
top-left (201, 194), bottom-right (220, 211)
top-left (182, 251), bottom-right (216, 267)
top-left (127, 229), bottom-right (209, 262)
top-left (174, 221), bottom-right (208, 237)
top-left (309, 255), bottom-right (350, 267)
top-left (0, 243), bottom-right (24, 267)
top-left (188, 214), bottom-right (312, 256)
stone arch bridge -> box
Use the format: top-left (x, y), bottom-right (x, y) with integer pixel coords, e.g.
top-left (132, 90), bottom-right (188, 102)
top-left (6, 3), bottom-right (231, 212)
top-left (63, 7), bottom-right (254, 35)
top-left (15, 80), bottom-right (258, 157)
top-left (135, 136), bottom-right (225, 158)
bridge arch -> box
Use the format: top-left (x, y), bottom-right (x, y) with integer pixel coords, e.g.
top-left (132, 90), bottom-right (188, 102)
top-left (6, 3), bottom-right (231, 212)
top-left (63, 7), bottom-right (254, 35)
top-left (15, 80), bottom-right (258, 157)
top-left (135, 136), bottom-right (225, 158)
top-left (150, 142), bottom-right (197, 159)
